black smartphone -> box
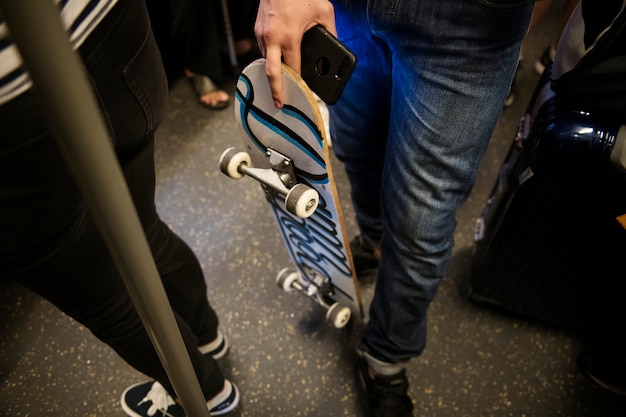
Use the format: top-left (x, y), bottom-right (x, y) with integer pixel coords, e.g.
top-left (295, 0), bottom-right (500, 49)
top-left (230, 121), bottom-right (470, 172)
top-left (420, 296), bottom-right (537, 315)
top-left (300, 25), bottom-right (357, 105)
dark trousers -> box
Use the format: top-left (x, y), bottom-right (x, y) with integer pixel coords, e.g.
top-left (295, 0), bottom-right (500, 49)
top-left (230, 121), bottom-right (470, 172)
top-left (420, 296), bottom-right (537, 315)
top-left (0, 0), bottom-right (224, 400)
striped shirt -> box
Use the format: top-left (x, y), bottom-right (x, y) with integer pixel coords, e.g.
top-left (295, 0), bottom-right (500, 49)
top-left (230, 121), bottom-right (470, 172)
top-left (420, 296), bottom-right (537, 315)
top-left (0, 0), bottom-right (119, 106)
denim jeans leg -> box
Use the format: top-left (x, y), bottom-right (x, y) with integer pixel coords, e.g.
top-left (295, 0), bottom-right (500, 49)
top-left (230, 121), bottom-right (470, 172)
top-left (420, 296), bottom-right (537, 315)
top-left (331, 0), bottom-right (534, 364)
top-left (329, 1), bottom-right (392, 247)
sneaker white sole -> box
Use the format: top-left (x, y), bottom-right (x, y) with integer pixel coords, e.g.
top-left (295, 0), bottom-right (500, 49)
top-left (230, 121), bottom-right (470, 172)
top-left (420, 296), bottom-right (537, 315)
top-left (199, 330), bottom-right (229, 360)
top-left (208, 380), bottom-right (240, 416)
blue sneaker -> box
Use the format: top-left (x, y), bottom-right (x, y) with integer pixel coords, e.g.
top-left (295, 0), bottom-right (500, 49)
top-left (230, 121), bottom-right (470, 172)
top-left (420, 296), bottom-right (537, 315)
top-left (121, 379), bottom-right (240, 417)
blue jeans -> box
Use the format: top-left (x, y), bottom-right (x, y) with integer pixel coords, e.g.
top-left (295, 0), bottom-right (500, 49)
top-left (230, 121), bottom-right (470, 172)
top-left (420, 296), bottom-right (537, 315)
top-left (330, 0), bottom-right (534, 364)
top-left (0, 0), bottom-right (225, 399)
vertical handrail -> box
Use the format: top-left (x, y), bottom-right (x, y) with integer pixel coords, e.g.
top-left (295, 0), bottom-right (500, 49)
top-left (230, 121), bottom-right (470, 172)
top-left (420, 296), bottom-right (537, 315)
top-left (220, 0), bottom-right (239, 74)
top-left (0, 1), bottom-right (211, 416)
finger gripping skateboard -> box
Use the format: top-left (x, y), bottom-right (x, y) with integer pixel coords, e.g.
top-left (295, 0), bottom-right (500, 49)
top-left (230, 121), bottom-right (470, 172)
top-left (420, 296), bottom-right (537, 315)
top-left (219, 58), bottom-right (362, 328)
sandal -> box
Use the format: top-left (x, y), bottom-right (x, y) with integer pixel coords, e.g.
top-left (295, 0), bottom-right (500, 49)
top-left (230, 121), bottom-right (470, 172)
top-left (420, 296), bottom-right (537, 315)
top-left (186, 71), bottom-right (230, 110)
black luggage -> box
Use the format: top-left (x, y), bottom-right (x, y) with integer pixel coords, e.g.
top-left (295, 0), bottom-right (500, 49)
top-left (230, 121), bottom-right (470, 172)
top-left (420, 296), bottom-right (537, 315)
top-left (468, 62), bottom-right (626, 335)
top-left (466, 2), bottom-right (626, 337)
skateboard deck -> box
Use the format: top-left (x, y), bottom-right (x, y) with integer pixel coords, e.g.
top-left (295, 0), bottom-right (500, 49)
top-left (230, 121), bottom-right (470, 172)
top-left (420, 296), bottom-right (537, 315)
top-left (219, 58), bottom-right (362, 328)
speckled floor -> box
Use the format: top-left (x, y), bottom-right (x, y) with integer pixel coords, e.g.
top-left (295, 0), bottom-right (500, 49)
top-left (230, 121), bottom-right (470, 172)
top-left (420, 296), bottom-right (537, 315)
top-left (2, 6), bottom-right (626, 417)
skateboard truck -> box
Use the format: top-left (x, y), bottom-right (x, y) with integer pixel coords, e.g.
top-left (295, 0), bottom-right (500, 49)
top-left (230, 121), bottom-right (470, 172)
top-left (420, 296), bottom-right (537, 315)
top-left (276, 267), bottom-right (352, 329)
top-left (219, 147), bottom-right (319, 218)
top-left (267, 148), bottom-right (297, 189)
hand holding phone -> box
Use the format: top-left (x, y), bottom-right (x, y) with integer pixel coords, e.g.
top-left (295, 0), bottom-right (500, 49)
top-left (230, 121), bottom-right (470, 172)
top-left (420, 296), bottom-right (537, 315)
top-left (300, 25), bottom-right (357, 104)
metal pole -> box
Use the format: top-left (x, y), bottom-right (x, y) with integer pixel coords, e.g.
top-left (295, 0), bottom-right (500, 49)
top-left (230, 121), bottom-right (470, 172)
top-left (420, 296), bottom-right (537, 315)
top-left (0, 1), bottom-right (211, 416)
top-left (220, 0), bottom-right (239, 73)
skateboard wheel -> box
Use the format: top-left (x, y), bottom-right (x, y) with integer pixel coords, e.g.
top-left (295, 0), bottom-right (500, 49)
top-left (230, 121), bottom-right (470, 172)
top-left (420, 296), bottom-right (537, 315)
top-left (326, 302), bottom-right (351, 329)
top-left (285, 184), bottom-right (319, 218)
top-left (276, 268), bottom-right (299, 292)
top-left (219, 148), bottom-right (251, 179)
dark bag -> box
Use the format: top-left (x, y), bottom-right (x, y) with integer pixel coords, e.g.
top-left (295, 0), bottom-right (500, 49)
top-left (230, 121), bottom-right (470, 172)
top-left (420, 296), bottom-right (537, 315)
top-left (551, 0), bottom-right (626, 122)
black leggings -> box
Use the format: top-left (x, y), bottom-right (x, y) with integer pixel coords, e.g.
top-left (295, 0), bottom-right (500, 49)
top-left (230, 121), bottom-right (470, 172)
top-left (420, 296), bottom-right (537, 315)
top-left (0, 0), bottom-right (224, 400)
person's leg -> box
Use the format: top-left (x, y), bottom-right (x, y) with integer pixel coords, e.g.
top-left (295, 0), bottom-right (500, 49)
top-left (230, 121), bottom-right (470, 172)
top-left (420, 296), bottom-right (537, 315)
top-left (363, 0), bottom-right (534, 365)
top-left (533, 0), bottom-right (579, 74)
top-left (146, 0), bottom-right (184, 82)
top-left (527, 0), bottom-right (557, 41)
top-left (329, 2), bottom-right (392, 250)
top-left (225, 0), bottom-right (258, 42)
top-left (330, 1), bottom-right (532, 415)
top-left (169, 0), bottom-right (223, 83)
top-left (328, 2), bottom-right (392, 275)
top-left (0, 0), bottom-right (228, 404)
top-left (82, 0), bottom-right (228, 395)
top-left (0, 117), bottom-right (226, 404)
top-left (166, 0), bottom-right (230, 109)
top-left (520, 0), bottom-right (553, 77)
top-left (331, 0), bottom-right (534, 363)
top-left (122, 141), bottom-right (220, 348)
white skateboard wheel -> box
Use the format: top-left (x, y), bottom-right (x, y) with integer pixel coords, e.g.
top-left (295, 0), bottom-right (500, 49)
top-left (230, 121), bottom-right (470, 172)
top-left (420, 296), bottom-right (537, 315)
top-left (326, 302), bottom-right (351, 329)
top-left (285, 184), bottom-right (319, 218)
top-left (276, 268), bottom-right (299, 292)
top-left (219, 147), bottom-right (251, 179)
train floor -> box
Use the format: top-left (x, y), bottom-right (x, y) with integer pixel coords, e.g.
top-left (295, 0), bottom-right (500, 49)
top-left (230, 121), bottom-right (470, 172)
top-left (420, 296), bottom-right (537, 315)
top-left (2, 7), bottom-right (625, 416)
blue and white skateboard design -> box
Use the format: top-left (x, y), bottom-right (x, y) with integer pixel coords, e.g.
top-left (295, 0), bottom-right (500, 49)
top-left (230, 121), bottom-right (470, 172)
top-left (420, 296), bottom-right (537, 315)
top-left (219, 59), bottom-right (362, 328)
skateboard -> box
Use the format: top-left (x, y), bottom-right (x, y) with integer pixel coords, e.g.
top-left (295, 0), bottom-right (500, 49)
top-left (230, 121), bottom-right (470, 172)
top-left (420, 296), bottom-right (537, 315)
top-left (219, 58), bottom-right (363, 328)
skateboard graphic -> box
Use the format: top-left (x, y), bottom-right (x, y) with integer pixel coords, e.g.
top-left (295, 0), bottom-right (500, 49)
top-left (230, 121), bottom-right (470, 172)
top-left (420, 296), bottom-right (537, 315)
top-left (219, 59), bottom-right (362, 328)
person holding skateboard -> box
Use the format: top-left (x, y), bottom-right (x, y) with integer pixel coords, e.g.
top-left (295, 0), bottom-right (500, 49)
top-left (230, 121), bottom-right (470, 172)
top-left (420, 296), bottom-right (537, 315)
top-left (254, 0), bottom-right (534, 415)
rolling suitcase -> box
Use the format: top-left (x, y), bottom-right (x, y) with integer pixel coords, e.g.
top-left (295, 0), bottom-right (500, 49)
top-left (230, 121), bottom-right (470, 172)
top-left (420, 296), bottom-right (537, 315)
top-left (467, 2), bottom-right (626, 337)
top-left (468, 62), bottom-right (626, 335)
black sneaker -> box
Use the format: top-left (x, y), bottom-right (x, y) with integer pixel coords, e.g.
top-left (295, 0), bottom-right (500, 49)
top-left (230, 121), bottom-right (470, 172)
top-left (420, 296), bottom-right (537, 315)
top-left (350, 235), bottom-right (380, 276)
top-left (358, 358), bottom-right (414, 417)
top-left (121, 381), bottom-right (184, 417)
top-left (121, 380), bottom-right (240, 417)
top-left (206, 380), bottom-right (240, 415)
